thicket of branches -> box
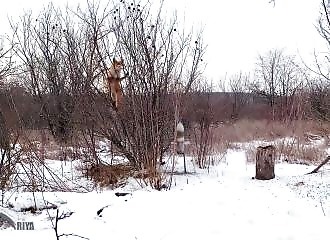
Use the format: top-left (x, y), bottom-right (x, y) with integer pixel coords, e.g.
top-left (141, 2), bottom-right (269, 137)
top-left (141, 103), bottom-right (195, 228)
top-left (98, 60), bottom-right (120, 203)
top-left (0, 0), bottom-right (329, 191)
top-left (1, 0), bottom-right (206, 189)
top-left (311, 0), bottom-right (330, 121)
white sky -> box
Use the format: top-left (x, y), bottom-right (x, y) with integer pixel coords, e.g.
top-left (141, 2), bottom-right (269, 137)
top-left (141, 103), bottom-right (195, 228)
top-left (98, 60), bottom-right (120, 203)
top-left (0, 0), bottom-right (327, 82)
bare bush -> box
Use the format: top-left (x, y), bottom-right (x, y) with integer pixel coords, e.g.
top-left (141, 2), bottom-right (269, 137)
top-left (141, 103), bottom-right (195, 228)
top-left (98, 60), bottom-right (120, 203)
top-left (0, 111), bottom-right (18, 206)
top-left (276, 138), bottom-right (327, 164)
top-left (81, 1), bottom-right (205, 188)
top-left (9, 1), bottom-right (206, 189)
top-left (207, 119), bottom-right (329, 164)
top-left (187, 82), bottom-right (216, 168)
top-left (0, 36), bottom-right (14, 80)
top-left (0, 35), bottom-right (19, 205)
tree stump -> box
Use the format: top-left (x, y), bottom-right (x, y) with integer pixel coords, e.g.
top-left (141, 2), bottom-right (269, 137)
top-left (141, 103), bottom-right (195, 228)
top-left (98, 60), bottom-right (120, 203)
top-left (255, 145), bottom-right (276, 180)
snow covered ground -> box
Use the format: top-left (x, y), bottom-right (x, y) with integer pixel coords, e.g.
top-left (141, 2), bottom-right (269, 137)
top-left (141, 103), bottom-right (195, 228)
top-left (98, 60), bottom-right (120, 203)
top-left (0, 149), bottom-right (330, 240)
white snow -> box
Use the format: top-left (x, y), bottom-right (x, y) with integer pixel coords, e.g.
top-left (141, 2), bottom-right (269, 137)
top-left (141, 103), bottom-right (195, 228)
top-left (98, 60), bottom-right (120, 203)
top-left (0, 149), bottom-right (330, 240)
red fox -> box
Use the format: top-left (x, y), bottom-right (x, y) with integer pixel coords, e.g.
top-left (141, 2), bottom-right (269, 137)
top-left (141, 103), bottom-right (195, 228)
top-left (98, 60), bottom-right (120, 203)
top-left (104, 58), bottom-right (126, 108)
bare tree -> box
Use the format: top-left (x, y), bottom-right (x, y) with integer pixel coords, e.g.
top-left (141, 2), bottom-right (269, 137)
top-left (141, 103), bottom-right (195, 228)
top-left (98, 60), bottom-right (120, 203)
top-left (228, 72), bottom-right (250, 119)
top-left (310, 0), bottom-right (330, 121)
top-left (0, 35), bottom-right (17, 204)
top-left (251, 49), bottom-right (304, 120)
top-left (9, 0), bottom-right (206, 189)
top-left (309, 78), bottom-right (330, 121)
top-left (0, 37), bottom-right (14, 81)
top-left (0, 38), bottom-right (12, 152)
top-left (93, 0), bottom-right (206, 187)
top-left (10, 5), bottom-right (76, 144)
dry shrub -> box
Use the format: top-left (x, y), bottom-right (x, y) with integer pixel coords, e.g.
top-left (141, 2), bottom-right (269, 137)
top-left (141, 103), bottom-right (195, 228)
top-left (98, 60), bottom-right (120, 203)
top-left (209, 120), bottom-right (274, 145)
top-left (85, 163), bottom-right (166, 190)
top-left (186, 123), bottom-right (227, 167)
top-left (285, 120), bottom-right (330, 141)
top-left (18, 129), bottom-right (85, 161)
top-left (134, 167), bottom-right (167, 190)
top-left (245, 147), bottom-right (258, 163)
top-left (19, 130), bottom-right (59, 159)
top-left (86, 163), bottom-right (136, 188)
top-left (276, 138), bottom-right (327, 164)
top-left (210, 119), bottom-right (330, 145)
top-left (242, 138), bottom-right (327, 164)
top-left (208, 120), bottom-right (329, 164)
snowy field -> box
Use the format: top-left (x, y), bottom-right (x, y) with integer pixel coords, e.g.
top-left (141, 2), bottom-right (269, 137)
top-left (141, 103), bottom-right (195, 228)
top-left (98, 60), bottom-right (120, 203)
top-left (0, 149), bottom-right (330, 240)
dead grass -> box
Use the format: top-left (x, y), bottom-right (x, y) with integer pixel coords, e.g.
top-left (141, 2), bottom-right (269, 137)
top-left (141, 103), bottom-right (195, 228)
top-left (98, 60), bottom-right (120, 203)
top-left (211, 120), bottom-right (329, 143)
top-left (17, 129), bottom-right (163, 189)
top-left (84, 162), bottom-right (167, 190)
top-left (276, 138), bottom-right (327, 164)
top-left (85, 163), bottom-right (136, 188)
top-left (208, 120), bottom-right (330, 165)
top-left (16, 119), bottom-right (329, 189)
top-left (244, 138), bottom-right (327, 164)
top-left (18, 129), bottom-right (104, 161)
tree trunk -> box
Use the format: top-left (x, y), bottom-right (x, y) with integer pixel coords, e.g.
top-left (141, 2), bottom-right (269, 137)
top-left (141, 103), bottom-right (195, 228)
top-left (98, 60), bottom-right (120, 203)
top-left (0, 111), bottom-right (9, 151)
top-left (255, 145), bottom-right (275, 180)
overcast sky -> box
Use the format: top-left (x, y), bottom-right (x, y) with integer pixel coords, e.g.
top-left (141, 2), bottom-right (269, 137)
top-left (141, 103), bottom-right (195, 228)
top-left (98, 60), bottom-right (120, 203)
top-left (0, 0), bottom-right (327, 82)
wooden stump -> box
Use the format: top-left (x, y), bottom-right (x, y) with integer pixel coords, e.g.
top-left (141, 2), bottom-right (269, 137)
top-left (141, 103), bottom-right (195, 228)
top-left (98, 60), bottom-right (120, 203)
top-left (255, 145), bottom-right (276, 180)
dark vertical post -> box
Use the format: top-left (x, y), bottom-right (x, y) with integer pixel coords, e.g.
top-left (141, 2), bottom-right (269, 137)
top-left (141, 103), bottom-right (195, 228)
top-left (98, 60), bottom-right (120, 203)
top-left (255, 145), bottom-right (276, 180)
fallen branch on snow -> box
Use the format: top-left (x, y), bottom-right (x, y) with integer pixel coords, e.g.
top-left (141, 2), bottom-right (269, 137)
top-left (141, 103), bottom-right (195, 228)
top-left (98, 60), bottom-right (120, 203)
top-left (307, 156), bottom-right (330, 175)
